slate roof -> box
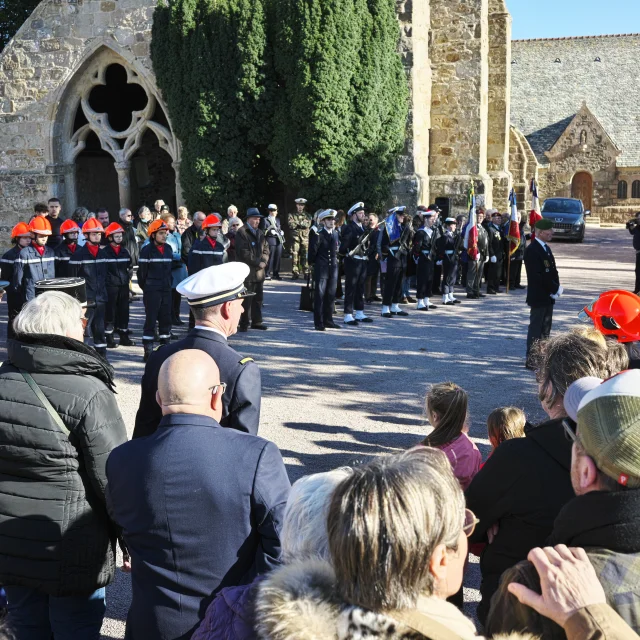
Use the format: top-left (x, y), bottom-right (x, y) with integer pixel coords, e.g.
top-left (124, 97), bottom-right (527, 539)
top-left (510, 34), bottom-right (640, 167)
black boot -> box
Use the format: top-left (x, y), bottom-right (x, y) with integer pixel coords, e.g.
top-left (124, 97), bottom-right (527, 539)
top-left (96, 347), bottom-right (108, 359)
top-left (143, 341), bottom-right (154, 363)
top-left (106, 333), bottom-right (118, 349)
top-left (118, 331), bottom-right (135, 347)
top-left (160, 337), bottom-right (171, 346)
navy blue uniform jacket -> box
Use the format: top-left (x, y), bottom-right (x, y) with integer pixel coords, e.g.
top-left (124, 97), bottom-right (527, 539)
top-left (524, 239), bottom-right (560, 308)
top-left (133, 328), bottom-right (261, 438)
top-left (11, 244), bottom-right (56, 301)
top-left (308, 228), bottom-right (339, 279)
top-left (106, 413), bottom-right (290, 640)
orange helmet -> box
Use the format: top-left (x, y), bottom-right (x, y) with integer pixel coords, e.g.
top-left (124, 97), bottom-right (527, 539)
top-left (60, 219), bottom-right (81, 235)
top-left (104, 222), bottom-right (125, 237)
top-left (148, 219), bottom-right (169, 236)
top-left (29, 216), bottom-right (52, 236)
top-left (11, 222), bottom-right (32, 239)
top-left (202, 214), bottom-right (223, 231)
top-left (82, 218), bottom-right (105, 234)
top-left (580, 290), bottom-right (640, 343)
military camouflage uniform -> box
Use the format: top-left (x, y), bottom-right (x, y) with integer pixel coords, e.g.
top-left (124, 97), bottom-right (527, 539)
top-left (288, 211), bottom-right (312, 277)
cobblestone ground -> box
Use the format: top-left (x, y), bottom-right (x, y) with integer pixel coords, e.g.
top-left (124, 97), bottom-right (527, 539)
top-left (0, 227), bottom-right (633, 638)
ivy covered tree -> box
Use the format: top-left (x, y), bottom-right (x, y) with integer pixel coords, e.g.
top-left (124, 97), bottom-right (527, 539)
top-left (0, 0), bottom-right (40, 51)
top-left (152, 0), bottom-right (269, 211)
top-left (268, 0), bottom-right (408, 209)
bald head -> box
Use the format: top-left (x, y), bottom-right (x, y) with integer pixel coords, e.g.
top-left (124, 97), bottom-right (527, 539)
top-left (157, 350), bottom-right (223, 421)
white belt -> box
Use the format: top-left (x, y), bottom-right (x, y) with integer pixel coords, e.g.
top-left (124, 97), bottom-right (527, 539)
top-left (351, 255), bottom-right (368, 260)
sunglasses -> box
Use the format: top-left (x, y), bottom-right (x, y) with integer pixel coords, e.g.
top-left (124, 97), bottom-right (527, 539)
top-left (209, 382), bottom-right (227, 397)
top-left (563, 418), bottom-right (578, 443)
top-left (463, 508), bottom-right (479, 538)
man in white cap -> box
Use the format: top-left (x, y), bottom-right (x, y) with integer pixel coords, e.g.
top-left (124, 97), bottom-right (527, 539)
top-left (287, 198), bottom-right (311, 280)
top-left (133, 262), bottom-right (262, 438)
top-left (261, 204), bottom-right (285, 280)
top-left (339, 202), bottom-right (373, 325)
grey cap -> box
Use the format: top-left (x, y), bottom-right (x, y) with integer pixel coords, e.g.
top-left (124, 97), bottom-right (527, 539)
top-left (564, 376), bottom-right (603, 421)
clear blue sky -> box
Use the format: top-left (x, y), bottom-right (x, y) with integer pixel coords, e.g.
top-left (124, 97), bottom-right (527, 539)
top-left (508, 0), bottom-right (640, 40)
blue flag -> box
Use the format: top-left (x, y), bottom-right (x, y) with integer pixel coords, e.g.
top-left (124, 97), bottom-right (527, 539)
top-left (385, 213), bottom-right (402, 243)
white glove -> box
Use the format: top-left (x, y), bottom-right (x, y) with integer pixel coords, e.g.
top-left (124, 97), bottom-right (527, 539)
top-left (485, 255), bottom-right (490, 263)
top-left (557, 285), bottom-right (564, 297)
top-left (436, 260), bottom-right (443, 266)
top-left (490, 255), bottom-right (497, 263)
top-left (475, 256), bottom-right (482, 262)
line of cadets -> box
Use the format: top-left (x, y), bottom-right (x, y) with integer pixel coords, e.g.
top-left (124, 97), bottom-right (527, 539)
top-left (1, 211), bottom-right (229, 362)
top-left (309, 202), bottom-right (518, 330)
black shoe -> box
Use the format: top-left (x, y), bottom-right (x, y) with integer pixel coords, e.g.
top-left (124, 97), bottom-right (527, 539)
top-left (96, 347), bottom-right (108, 359)
top-left (106, 333), bottom-right (118, 349)
top-left (292, 273), bottom-right (299, 280)
top-left (406, 296), bottom-right (417, 303)
top-left (265, 275), bottom-right (272, 281)
top-left (417, 306), bottom-right (429, 311)
top-left (427, 302), bottom-right (438, 308)
top-left (444, 301), bottom-right (455, 306)
top-left (487, 290), bottom-right (497, 295)
top-left (452, 299), bottom-right (462, 304)
top-left (172, 316), bottom-right (184, 326)
top-left (358, 316), bottom-right (374, 323)
top-left (466, 294), bottom-right (478, 299)
top-left (515, 284), bottom-right (526, 290)
top-left (325, 321), bottom-right (340, 329)
top-left (392, 310), bottom-right (409, 316)
top-left (381, 312), bottom-right (392, 318)
top-left (477, 293), bottom-right (486, 298)
top-left (314, 325), bottom-right (326, 331)
top-left (143, 342), bottom-right (153, 362)
top-left (238, 326), bottom-right (248, 332)
top-left (251, 324), bottom-right (268, 330)
top-left (118, 332), bottom-right (135, 347)
top-left (344, 319), bottom-right (359, 326)
top-left (371, 295), bottom-right (382, 302)
top-left (274, 274), bottom-right (282, 280)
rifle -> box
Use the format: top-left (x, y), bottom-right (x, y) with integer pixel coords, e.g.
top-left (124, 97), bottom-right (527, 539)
top-left (347, 220), bottom-right (386, 258)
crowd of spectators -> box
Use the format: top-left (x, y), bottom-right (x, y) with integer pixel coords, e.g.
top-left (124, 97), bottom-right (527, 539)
top-left (0, 250), bottom-right (639, 639)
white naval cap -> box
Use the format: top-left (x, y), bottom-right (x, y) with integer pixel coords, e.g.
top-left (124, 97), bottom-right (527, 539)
top-left (388, 206), bottom-right (407, 214)
top-left (318, 209), bottom-right (337, 222)
top-left (177, 263), bottom-right (254, 308)
top-left (445, 217), bottom-right (456, 224)
top-left (267, 204), bottom-right (278, 210)
top-left (295, 198), bottom-right (307, 204)
top-left (348, 202), bottom-right (365, 216)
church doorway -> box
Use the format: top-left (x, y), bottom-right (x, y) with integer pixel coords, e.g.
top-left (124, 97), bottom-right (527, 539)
top-left (571, 172), bottom-right (593, 211)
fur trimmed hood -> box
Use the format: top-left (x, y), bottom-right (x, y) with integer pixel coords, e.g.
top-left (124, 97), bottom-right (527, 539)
top-left (254, 560), bottom-right (538, 640)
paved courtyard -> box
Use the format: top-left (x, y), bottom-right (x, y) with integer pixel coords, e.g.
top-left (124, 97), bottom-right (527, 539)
top-left (0, 227), bottom-right (633, 638)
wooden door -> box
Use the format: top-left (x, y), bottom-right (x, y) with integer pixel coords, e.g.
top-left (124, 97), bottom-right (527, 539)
top-left (571, 172), bottom-right (593, 210)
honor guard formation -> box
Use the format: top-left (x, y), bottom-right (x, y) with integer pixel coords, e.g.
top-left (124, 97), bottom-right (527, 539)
top-left (2, 195), bottom-right (640, 640)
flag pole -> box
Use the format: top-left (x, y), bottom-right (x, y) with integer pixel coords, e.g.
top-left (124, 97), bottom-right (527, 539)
top-left (506, 249), bottom-right (511, 294)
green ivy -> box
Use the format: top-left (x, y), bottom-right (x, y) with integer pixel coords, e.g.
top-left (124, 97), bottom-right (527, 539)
top-left (151, 0), bottom-right (408, 212)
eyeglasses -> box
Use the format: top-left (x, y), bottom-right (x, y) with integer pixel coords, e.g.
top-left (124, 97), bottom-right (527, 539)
top-left (463, 508), bottom-right (479, 538)
top-left (209, 382), bottom-right (227, 397)
top-left (563, 418), bottom-right (578, 443)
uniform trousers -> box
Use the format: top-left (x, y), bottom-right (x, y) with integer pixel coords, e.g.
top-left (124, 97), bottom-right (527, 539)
top-left (6, 292), bottom-right (23, 340)
top-left (383, 255), bottom-right (405, 306)
top-left (487, 260), bottom-right (503, 292)
top-left (85, 301), bottom-right (106, 349)
top-left (509, 259), bottom-right (523, 288)
top-left (416, 257), bottom-right (434, 298)
top-left (266, 241), bottom-right (282, 276)
top-left (290, 233), bottom-right (308, 275)
top-left (143, 289), bottom-right (171, 342)
top-left (432, 263), bottom-right (442, 293)
top-left (466, 258), bottom-right (484, 295)
top-left (240, 280), bottom-right (264, 328)
top-left (343, 257), bottom-right (367, 315)
top-left (441, 257), bottom-right (458, 295)
top-left (105, 285), bottom-right (129, 333)
top-left (634, 252), bottom-right (640, 293)
top-left (527, 304), bottom-right (554, 358)
top-left (314, 271), bottom-right (337, 327)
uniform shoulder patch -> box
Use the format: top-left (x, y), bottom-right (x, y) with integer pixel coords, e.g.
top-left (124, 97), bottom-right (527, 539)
top-left (239, 357), bottom-right (254, 365)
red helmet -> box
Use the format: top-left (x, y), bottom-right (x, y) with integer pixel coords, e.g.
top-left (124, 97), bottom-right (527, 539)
top-left (60, 219), bottom-right (81, 235)
top-left (148, 219), bottom-right (169, 235)
top-left (82, 218), bottom-right (105, 234)
top-left (29, 216), bottom-right (52, 236)
top-left (11, 222), bottom-right (31, 239)
top-left (580, 290), bottom-right (640, 343)
top-left (104, 222), bottom-right (125, 237)
top-left (202, 214), bottom-right (223, 231)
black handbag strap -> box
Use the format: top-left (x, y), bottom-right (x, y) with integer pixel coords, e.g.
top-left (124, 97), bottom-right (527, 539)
top-left (19, 369), bottom-right (70, 437)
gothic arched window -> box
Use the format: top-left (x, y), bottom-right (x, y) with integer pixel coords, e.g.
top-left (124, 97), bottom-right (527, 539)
top-left (618, 181), bottom-right (628, 199)
top-left (632, 181), bottom-right (640, 199)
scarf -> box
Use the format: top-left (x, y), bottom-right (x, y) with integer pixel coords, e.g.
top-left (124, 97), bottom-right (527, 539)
top-left (66, 242), bottom-right (77, 253)
top-left (86, 243), bottom-right (100, 258)
top-left (32, 242), bottom-right (45, 256)
top-left (548, 489), bottom-right (640, 553)
top-left (206, 235), bottom-right (218, 250)
top-left (110, 244), bottom-right (121, 255)
top-left (155, 243), bottom-right (165, 255)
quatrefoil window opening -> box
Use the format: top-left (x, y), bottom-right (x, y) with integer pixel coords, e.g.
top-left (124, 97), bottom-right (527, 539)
top-left (87, 63), bottom-right (148, 133)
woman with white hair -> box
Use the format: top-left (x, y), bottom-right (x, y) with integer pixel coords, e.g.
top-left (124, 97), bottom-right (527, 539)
top-left (0, 289), bottom-right (128, 638)
top-left (225, 216), bottom-right (244, 262)
top-left (192, 467), bottom-right (352, 640)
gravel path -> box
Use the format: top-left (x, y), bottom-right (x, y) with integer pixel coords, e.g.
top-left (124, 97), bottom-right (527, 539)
top-left (1, 227), bottom-right (632, 638)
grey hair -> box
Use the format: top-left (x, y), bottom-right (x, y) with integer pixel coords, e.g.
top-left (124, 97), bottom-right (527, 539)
top-left (72, 207), bottom-right (89, 223)
top-left (138, 206), bottom-right (151, 217)
top-left (191, 304), bottom-right (222, 323)
top-left (328, 447), bottom-right (465, 610)
top-left (119, 208), bottom-right (131, 218)
top-left (228, 216), bottom-right (243, 228)
top-left (14, 291), bottom-right (83, 338)
top-left (227, 205), bottom-right (238, 215)
top-left (281, 468), bottom-right (353, 564)
top-left (194, 211), bottom-right (206, 222)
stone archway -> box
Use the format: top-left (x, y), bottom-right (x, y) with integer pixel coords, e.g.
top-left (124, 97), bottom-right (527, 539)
top-left (51, 44), bottom-right (182, 216)
top-left (571, 171), bottom-right (593, 211)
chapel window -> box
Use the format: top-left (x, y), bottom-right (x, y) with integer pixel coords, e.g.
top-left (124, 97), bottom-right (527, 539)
top-left (632, 181), bottom-right (640, 199)
top-left (618, 181), bottom-right (628, 200)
